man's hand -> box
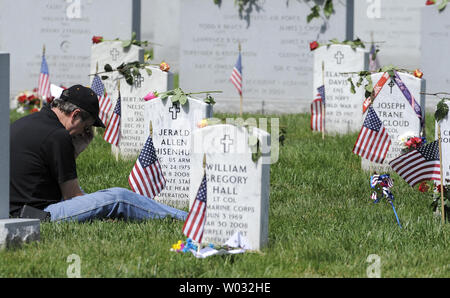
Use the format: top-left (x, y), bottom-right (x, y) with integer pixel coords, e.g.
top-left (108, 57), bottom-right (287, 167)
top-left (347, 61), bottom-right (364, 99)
top-left (60, 178), bottom-right (84, 200)
top-left (72, 126), bottom-right (94, 158)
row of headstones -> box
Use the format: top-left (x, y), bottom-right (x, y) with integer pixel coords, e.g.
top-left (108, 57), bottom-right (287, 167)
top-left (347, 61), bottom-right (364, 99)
top-left (313, 44), bottom-right (425, 173)
top-left (0, 48), bottom-right (271, 250)
top-left (91, 42), bottom-right (270, 250)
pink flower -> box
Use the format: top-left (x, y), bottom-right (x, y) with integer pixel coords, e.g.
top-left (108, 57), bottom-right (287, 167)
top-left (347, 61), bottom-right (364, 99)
top-left (144, 91), bottom-right (158, 101)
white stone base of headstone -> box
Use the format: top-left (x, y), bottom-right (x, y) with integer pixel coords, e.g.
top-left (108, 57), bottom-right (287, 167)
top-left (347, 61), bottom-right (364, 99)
top-left (0, 219), bottom-right (40, 250)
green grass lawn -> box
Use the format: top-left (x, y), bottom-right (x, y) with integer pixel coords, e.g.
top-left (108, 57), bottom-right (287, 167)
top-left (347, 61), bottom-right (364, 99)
top-left (1, 111), bottom-right (449, 278)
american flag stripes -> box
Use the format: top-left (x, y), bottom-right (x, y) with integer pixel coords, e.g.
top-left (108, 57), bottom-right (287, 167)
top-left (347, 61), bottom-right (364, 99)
top-left (389, 140), bottom-right (441, 187)
top-left (91, 75), bottom-right (112, 127)
top-left (103, 94), bottom-right (121, 146)
top-left (38, 54), bottom-right (51, 101)
top-left (128, 136), bottom-right (166, 199)
top-left (230, 52), bottom-right (242, 95)
top-left (353, 106), bottom-right (391, 163)
top-left (182, 174), bottom-right (207, 243)
top-left (310, 85), bottom-right (325, 132)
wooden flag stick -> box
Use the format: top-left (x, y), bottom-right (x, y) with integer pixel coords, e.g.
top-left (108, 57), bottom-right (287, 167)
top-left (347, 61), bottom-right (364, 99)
top-left (96, 61), bottom-right (99, 74)
top-left (40, 45), bottom-right (46, 110)
top-left (438, 124), bottom-right (446, 224)
top-left (321, 61), bottom-right (325, 140)
top-left (239, 42), bottom-right (243, 117)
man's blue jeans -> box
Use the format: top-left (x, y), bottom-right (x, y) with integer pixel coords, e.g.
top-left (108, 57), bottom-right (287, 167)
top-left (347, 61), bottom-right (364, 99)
top-left (44, 187), bottom-right (187, 222)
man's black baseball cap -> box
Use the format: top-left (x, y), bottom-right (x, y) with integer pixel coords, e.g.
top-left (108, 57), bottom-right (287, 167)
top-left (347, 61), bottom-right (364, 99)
top-left (60, 84), bottom-right (105, 128)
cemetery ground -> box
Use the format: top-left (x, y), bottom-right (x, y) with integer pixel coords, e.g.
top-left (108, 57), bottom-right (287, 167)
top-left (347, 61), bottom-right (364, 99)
top-left (1, 111), bottom-right (449, 278)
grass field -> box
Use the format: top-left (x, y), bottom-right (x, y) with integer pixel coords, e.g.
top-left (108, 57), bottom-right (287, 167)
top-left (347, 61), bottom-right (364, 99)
top-left (1, 110), bottom-right (449, 278)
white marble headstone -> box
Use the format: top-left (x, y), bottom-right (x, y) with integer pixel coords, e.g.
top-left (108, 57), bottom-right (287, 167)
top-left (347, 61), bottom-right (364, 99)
top-left (144, 95), bottom-right (213, 208)
top-left (362, 72), bottom-right (426, 172)
top-left (90, 41), bottom-right (144, 108)
top-left (313, 44), bottom-right (369, 134)
top-left (354, 0), bottom-right (424, 70)
top-left (190, 124), bottom-right (270, 250)
top-left (179, 0), bottom-right (352, 114)
top-left (117, 67), bottom-right (174, 160)
top-left (436, 101), bottom-right (450, 182)
top-left (420, 6), bottom-right (450, 111)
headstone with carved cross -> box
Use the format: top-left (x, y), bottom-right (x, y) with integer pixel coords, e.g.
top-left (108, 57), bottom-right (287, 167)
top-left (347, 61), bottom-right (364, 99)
top-left (143, 95), bottom-right (213, 208)
top-left (90, 40), bottom-right (144, 121)
top-left (116, 67), bottom-right (174, 160)
top-left (189, 124), bottom-right (271, 250)
top-left (361, 71), bottom-right (426, 172)
top-left (0, 52), bottom-right (40, 250)
top-left (313, 44), bottom-right (369, 134)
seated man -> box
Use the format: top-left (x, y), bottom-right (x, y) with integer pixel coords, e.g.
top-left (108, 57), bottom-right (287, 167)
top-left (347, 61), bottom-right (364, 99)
top-left (10, 85), bottom-right (187, 222)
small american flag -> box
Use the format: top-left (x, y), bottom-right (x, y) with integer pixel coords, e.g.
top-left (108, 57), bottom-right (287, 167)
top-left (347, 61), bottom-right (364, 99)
top-left (353, 106), bottom-right (391, 163)
top-left (182, 174), bottom-right (207, 243)
top-left (310, 85), bottom-right (325, 132)
top-left (128, 136), bottom-right (166, 199)
top-left (369, 43), bottom-right (380, 71)
top-left (389, 140), bottom-right (441, 187)
top-left (230, 52), bottom-right (242, 95)
top-left (91, 75), bottom-right (112, 127)
top-left (103, 94), bottom-right (121, 146)
top-left (38, 53), bottom-right (51, 101)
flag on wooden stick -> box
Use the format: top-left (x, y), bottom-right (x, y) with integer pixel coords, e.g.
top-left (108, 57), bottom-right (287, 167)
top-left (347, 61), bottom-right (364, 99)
top-left (183, 174), bottom-right (207, 243)
top-left (129, 136), bottom-right (166, 199)
top-left (91, 75), bottom-right (112, 127)
top-left (310, 85), bottom-right (325, 132)
top-left (230, 51), bottom-right (242, 96)
top-left (389, 140), bottom-right (441, 187)
top-left (103, 93), bottom-right (121, 146)
top-left (352, 106), bottom-right (391, 163)
top-left (38, 47), bottom-right (51, 102)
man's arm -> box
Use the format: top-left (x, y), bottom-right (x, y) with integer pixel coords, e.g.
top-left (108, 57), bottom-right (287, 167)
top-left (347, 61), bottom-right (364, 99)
top-left (60, 178), bottom-right (84, 200)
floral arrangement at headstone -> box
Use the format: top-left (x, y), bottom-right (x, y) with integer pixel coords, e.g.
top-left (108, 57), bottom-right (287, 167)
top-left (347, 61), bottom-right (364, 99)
top-left (15, 89), bottom-right (42, 114)
top-left (397, 131), bottom-right (427, 154)
top-left (418, 180), bottom-right (450, 220)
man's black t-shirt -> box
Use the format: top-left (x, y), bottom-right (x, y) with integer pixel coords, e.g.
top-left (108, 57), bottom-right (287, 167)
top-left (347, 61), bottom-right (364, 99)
top-left (9, 106), bottom-right (77, 215)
